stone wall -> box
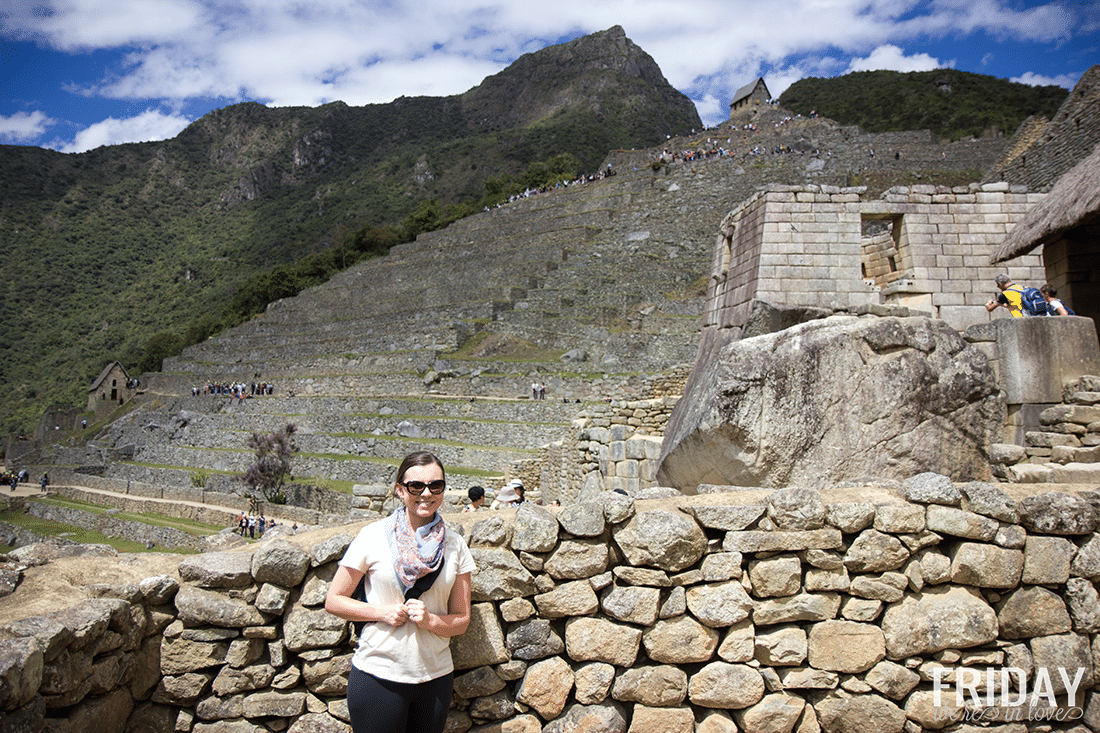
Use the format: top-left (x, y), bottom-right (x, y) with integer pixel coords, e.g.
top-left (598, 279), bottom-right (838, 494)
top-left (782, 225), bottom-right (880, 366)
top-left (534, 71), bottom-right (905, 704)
top-left (6, 480), bottom-right (1100, 733)
top-left (988, 65), bottom-right (1100, 192)
top-left (41, 470), bottom-right (343, 528)
top-left (990, 375), bottom-right (1100, 485)
top-left (706, 183), bottom-right (1046, 339)
top-left (532, 398), bottom-right (679, 505)
top-left (18, 501), bottom-right (208, 552)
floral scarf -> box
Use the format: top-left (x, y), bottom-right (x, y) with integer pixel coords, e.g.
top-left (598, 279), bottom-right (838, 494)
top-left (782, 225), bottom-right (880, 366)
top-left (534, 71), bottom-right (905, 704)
top-left (385, 506), bottom-right (446, 598)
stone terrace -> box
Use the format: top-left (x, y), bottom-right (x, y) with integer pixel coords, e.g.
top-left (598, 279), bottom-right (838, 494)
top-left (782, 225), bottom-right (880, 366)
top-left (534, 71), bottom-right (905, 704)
top-left (119, 108), bottom-right (1016, 495)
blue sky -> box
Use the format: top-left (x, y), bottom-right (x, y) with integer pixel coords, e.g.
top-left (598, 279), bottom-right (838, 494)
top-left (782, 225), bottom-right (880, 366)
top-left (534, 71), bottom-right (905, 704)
top-left (1, 0), bottom-right (1095, 153)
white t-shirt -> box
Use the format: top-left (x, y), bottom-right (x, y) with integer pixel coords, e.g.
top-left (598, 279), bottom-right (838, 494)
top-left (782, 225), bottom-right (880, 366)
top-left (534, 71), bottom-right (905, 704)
top-left (339, 518), bottom-right (476, 683)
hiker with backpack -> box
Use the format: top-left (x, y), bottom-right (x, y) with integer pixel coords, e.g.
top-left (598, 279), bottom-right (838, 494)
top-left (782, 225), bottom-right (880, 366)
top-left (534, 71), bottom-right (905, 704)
top-left (985, 274), bottom-right (1049, 317)
top-left (1040, 284), bottom-right (1074, 316)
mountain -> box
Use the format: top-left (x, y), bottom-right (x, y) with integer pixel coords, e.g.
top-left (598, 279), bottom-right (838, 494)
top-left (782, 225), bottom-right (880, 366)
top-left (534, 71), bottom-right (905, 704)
top-left (0, 26), bottom-right (701, 434)
top-left (778, 69), bottom-right (1067, 141)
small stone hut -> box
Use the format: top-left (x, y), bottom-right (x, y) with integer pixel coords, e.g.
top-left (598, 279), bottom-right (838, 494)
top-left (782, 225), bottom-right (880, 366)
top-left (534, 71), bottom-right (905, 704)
top-left (729, 77), bottom-right (770, 115)
top-left (87, 361), bottom-right (135, 418)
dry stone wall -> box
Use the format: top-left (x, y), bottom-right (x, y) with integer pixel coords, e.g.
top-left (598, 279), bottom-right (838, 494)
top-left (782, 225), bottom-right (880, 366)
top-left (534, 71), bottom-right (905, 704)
top-left (533, 398), bottom-right (679, 505)
top-left (6, 480), bottom-right (1100, 733)
top-left (988, 65), bottom-right (1100, 192)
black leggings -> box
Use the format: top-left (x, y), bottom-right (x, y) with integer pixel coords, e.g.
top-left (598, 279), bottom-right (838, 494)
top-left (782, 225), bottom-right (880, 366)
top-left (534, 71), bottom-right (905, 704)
top-left (347, 667), bottom-right (453, 733)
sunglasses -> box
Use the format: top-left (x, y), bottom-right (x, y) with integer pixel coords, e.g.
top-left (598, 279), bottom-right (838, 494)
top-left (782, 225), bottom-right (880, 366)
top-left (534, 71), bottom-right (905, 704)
top-left (400, 480), bottom-right (447, 496)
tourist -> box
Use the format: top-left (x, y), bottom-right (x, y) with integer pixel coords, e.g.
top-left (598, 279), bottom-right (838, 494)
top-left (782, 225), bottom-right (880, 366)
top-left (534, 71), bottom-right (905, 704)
top-left (462, 486), bottom-right (485, 513)
top-left (985, 274), bottom-right (1032, 317)
top-left (1040, 284), bottom-right (1073, 316)
top-left (325, 451), bottom-right (474, 733)
top-left (40, 473), bottom-right (48, 492)
top-left (491, 479), bottom-right (524, 510)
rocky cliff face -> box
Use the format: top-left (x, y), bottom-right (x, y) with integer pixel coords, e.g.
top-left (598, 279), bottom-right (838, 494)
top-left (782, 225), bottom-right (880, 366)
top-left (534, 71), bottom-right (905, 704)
top-left (461, 26), bottom-right (700, 134)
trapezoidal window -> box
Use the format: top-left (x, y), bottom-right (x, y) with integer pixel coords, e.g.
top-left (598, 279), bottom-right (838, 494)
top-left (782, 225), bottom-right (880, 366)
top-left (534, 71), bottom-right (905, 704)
top-left (860, 214), bottom-right (907, 289)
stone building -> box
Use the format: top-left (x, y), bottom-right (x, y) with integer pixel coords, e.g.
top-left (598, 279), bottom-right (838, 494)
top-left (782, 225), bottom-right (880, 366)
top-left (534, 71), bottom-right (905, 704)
top-left (992, 141), bottom-right (1100, 323)
top-left (704, 182), bottom-right (1046, 342)
top-left (87, 361), bottom-right (135, 418)
top-left (729, 77), bottom-right (770, 115)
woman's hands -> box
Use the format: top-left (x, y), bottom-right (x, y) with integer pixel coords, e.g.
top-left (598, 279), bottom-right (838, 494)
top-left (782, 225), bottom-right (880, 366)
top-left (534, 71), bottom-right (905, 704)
top-left (377, 599), bottom-right (429, 628)
top-left (377, 603), bottom-right (411, 627)
top-left (405, 598), bottom-right (428, 626)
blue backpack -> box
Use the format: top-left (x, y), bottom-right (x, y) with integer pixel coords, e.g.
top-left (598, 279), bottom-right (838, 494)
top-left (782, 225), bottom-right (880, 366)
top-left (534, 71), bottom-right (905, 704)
top-left (1008, 285), bottom-right (1049, 316)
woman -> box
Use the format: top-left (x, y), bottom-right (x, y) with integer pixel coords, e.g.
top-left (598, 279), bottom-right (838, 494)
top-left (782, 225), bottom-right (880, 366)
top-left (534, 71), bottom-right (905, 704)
top-left (325, 452), bottom-right (475, 733)
top-left (1040, 284), bottom-right (1073, 316)
top-left (490, 479), bottom-right (524, 510)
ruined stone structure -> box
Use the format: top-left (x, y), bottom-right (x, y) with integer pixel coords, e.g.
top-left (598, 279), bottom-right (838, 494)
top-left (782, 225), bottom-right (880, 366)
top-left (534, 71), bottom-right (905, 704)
top-left (704, 182), bottom-right (1046, 341)
top-left (987, 65), bottom-right (1100, 193)
top-left (6, 481), bottom-right (1100, 733)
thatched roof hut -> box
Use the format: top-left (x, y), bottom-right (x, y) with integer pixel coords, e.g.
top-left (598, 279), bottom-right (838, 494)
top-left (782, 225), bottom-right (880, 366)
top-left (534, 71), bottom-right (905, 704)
top-left (992, 142), bottom-right (1100, 322)
top-left (992, 142), bottom-right (1100, 264)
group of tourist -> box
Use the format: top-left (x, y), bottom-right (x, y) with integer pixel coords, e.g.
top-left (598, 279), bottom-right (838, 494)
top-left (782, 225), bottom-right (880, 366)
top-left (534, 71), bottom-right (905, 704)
top-left (985, 274), bottom-right (1075, 317)
top-left (488, 165), bottom-right (618, 210)
top-left (461, 478), bottom-right (526, 513)
top-left (529, 381), bottom-right (547, 400)
top-left (193, 382), bottom-right (277, 398)
top-left (234, 512), bottom-right (278, 538)
top-left (1, 471), bottom-right (47, 492)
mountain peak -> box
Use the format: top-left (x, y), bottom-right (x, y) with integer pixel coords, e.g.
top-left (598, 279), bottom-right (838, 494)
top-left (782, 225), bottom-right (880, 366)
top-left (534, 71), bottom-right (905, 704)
top-left (462, 26), bottom-right (700, 133)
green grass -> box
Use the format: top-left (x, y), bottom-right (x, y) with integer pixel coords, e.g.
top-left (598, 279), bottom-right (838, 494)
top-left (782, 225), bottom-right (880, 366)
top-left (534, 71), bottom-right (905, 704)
top-left (0, 508), bottom-right (200, 554)
top-left (29, 496), bottom-right (224, 535)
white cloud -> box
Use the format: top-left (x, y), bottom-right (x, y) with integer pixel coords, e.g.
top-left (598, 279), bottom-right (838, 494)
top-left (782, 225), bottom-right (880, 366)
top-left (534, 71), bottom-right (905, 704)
top-left (0, 110), bottom-right (55, 143)
top-left (692, 94), bottom-right (726, 128)
top-left (53, 109), bottom-right (192, 153)
top-left (1012, 71), bottom-right (1079, 89)
top-left (846, 45), bottom-right (951, 74)
top-left (3, 0), bottom-right (1093, 148)
top-left (1, 0), bottom-right (206, 49)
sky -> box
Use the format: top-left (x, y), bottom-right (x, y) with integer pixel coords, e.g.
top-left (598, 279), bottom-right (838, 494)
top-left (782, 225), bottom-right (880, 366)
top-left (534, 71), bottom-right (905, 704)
top-left (1, 0), bottom-right (1096, 154)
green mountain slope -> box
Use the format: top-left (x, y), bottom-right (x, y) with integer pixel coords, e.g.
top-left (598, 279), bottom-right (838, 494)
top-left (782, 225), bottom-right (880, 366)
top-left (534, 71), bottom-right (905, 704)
top-left (0, 26), bottom-right (700, 433)
top-left (778, 69), bottom-right (1066, 141)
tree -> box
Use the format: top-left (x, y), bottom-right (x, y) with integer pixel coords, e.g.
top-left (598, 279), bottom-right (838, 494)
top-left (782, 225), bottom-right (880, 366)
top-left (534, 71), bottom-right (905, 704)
top-left (239, 423), bottom-right (298, 503)
top-left (137, 332), bottom-right (184, 373)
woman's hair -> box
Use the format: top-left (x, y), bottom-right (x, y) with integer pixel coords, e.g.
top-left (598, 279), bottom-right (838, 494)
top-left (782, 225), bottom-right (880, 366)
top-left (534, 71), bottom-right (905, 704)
top-left (394, 451), bottom-right (445, 487)
top-left (1041, 284), bottom-right (1057, 297)
top-left (468, 485), bottom-right (485, 501)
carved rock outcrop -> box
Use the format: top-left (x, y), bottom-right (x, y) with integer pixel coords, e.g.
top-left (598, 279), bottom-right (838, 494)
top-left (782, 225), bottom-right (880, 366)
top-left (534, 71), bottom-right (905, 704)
top-left (658, 316), bottom-right (1004, 491)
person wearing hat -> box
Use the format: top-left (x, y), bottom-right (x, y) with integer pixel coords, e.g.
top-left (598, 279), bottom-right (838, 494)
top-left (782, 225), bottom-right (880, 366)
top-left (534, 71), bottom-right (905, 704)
top-left (491, 479), bottom-right (524, 510)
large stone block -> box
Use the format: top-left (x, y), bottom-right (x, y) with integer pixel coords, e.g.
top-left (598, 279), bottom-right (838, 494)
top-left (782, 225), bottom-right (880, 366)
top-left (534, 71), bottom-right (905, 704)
top-left (452, 603), bottom-right (508, 670)
top-left (658, 316), bottom-right (1002, 489)
top-left (611, 511), bottom-right (706, 572)
top-left (993, 317), bottom-right (1100, 405)
top-left (565, 617), bottom-right (642, 667)
top-left (880, 585), bottom-right (997, 658)
top-left (807, 620), bottom-right (885, 673)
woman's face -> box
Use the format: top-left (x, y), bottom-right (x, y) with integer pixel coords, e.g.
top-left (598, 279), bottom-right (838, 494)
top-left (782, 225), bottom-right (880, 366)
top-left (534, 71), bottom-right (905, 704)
top-left (395, 462), bottom-right (445, 528)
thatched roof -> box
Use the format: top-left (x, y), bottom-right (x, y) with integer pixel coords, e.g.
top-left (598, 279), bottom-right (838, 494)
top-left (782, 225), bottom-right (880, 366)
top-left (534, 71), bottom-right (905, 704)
top-left (992, 142), bottom-right (1100, 263)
